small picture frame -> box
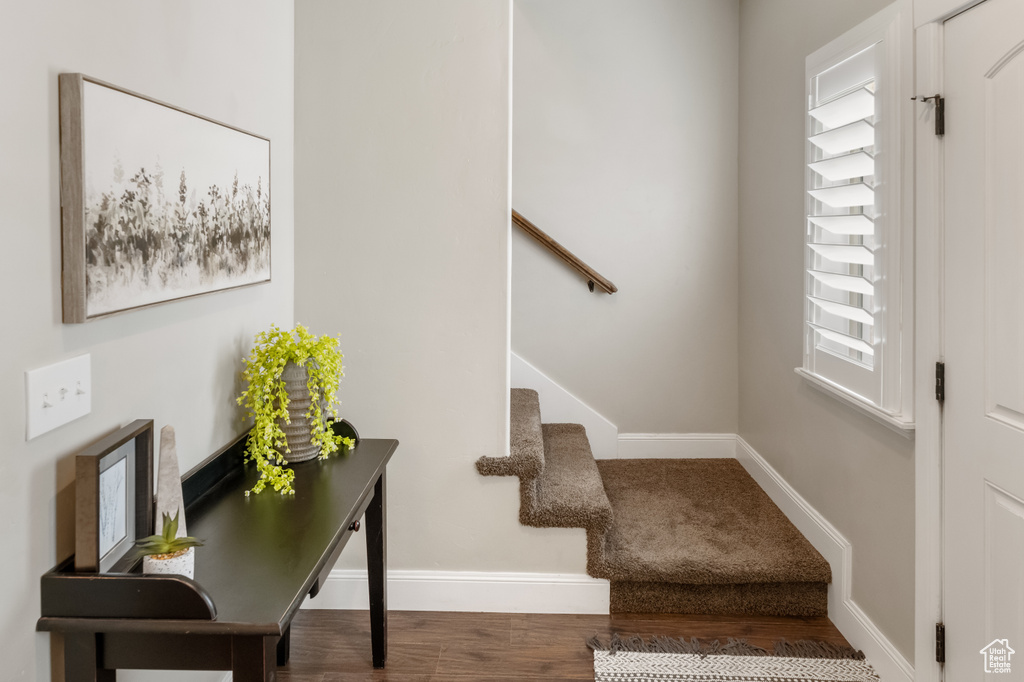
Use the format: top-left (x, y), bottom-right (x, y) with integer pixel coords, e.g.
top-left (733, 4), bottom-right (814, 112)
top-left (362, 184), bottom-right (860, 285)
top-left (75, 420), bottom-right (154, 572)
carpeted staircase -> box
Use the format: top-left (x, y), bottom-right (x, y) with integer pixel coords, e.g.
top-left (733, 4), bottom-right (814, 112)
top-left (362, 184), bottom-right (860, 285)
top-left (476, 388), bottom-right (831, 616)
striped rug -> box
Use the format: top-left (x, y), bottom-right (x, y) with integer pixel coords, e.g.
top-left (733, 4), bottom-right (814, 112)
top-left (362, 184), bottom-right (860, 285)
top-left (589, 635), bottom-right (880, 682)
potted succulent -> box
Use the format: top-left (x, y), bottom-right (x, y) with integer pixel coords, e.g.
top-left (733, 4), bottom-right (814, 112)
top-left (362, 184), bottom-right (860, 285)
top-left (236, 324), bottom-right (355, 495)
top-left (137, 512), bottom-right (203, 579)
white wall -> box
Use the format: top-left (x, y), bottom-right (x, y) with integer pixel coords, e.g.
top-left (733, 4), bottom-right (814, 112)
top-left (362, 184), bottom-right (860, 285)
top-left (511, 352), bottom-right (619, 458)
top-left (0, 2), bottom-right (294, 680)
top-left (511, 0), bottom-right (740, 434)
top-left (295, 0), bottom-right (594, 581)
top-left (738, 0), bottom-right (915, 663)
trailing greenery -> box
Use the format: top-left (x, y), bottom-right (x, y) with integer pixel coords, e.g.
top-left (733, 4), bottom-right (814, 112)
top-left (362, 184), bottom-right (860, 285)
top-left (237, 324), bottom-right (354, 495)
top-left (136, 512), bottom-right (203, 559)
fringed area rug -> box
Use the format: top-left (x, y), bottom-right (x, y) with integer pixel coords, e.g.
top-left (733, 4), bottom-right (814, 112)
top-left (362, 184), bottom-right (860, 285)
top-left (589, 635), bottom-right (880, 682)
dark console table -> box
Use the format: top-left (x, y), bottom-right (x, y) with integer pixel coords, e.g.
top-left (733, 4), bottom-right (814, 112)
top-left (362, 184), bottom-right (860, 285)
top-left (38, 426), bottom-right (398, 681)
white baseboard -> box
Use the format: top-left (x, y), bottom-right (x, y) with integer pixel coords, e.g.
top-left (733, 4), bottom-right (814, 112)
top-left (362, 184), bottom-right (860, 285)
top-left (510, 352), bottom-right (619, 459)
top-left (616, 433), bottom-right (736, 459)
top-left (303, 569), bottom-right (610, 614)
top-left (735, 436), bottom-right (914, 682)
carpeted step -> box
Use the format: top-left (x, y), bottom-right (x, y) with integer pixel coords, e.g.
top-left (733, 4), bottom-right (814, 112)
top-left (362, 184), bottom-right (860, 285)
top-left (589, 458), bottom-right (831, 616)
top-left (476, 388), bottom-right (544, 479)
top-left (608, 581), bottom-right (828, 616)
top-left (476, 390), bottom-right (611, 534)
top-left (525, 423), bottom-right (612, 531)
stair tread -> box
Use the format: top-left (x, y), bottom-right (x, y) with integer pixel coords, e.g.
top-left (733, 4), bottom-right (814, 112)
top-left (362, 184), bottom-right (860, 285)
top-left (527, 423), bottom-right (612, 531)
top-left (590, 459), bottom-right (831, 586)
top-left (476, 388), bottom-right (543, 479)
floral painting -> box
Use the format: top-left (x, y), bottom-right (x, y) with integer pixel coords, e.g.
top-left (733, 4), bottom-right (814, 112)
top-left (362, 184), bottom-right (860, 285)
top-left (60, 75), bottom-right (271, 321)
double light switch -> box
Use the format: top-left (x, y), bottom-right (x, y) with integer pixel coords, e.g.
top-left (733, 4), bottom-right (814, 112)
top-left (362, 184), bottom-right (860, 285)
top-left (25, 354), bottom-right (92, 440)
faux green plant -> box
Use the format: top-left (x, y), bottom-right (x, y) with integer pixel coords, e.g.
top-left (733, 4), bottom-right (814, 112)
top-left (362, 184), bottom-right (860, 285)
top-left (136, 512), bottom-right (203, 559)
top-left (236, 324), bottom-right (355, 495)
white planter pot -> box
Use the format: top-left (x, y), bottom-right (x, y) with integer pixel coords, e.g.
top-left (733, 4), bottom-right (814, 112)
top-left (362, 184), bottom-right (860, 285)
top-left (142, 546), bottom-right (195, 580)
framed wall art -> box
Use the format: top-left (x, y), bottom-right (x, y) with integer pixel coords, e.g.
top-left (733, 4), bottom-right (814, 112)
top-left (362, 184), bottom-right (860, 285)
top-left (74, 419), bottom-right (154, 572)
top-left (59, 74), bottom-right (271, 323)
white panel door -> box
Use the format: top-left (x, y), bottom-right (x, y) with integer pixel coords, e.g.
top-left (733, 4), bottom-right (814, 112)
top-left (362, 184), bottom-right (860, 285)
top-left (945, 0), bottom-right (1024, 679)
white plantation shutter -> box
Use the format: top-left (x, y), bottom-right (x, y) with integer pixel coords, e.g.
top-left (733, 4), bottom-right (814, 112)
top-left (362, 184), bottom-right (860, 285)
top-left (799, 3), bottom-right (912, 429)
top-left (806, 43), bottom-right (878, 375)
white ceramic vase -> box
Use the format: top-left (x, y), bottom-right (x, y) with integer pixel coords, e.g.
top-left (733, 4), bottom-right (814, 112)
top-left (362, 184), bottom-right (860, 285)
top-left (142, 546), bottom-right (195, 580)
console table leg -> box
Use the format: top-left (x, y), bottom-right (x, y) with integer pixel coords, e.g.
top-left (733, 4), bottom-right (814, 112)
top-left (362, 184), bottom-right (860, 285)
top-left (64, 632), bottom-right (115, 682)
top-left (231, 634), bottom-right (278, 681)
top-left (365, 471), bottom-right (388, 669)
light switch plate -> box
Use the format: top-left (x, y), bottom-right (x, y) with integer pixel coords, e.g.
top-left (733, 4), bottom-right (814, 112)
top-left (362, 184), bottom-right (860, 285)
top-left (26, 354), bottom-right (92, 440)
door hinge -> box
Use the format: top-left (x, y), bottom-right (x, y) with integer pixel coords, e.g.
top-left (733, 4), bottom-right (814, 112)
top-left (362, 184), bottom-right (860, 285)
top-left (935, 362), bottom-right (945, 403)
top-left (936, 623), bottom-right (946, 663)
top-left (912, 94), bottom-right (945, 136)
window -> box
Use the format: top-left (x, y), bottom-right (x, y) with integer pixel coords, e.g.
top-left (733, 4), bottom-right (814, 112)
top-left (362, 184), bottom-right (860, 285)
top-left (798, 4), bottom-right (913, 432)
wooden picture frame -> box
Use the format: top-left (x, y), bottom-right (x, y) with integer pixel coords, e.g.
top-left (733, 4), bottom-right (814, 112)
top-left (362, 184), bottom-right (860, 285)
top-left (58, 73), bottom-right (271, 323)
top-left (75, 420), bottom-right (154, 572)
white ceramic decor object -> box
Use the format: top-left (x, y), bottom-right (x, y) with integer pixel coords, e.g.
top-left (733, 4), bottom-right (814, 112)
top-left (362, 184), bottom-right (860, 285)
top-left (155, 425), bottom-right (186, 536)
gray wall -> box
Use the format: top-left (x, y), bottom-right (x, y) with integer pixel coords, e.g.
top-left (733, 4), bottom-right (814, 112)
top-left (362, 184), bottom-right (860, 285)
top-left (295, 0), bottom-right (594, 578)
top-left (1, 1), bottom-right (295, 680)
top-left (738, 0), bottom-right (915, 662)
top-left (511, 0), bottom-right (740, 434)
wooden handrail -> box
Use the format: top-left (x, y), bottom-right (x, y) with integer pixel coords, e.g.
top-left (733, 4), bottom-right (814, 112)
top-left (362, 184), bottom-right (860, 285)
top-left (511, 210), bottom-right (618, 294)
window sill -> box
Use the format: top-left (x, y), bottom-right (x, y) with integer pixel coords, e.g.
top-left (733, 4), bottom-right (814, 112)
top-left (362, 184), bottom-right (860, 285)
top-left (794, 367), bottom-right (915, 438)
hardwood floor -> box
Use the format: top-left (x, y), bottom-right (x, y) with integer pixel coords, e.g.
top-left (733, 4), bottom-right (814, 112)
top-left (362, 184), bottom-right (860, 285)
top-left (278, 609), bottom-right (851, 681)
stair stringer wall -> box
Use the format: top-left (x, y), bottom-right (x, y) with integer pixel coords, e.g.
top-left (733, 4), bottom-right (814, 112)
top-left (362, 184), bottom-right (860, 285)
top-left (511, 352), bottom-right (618, 458)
